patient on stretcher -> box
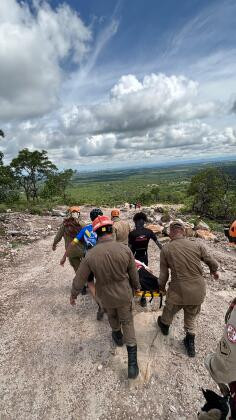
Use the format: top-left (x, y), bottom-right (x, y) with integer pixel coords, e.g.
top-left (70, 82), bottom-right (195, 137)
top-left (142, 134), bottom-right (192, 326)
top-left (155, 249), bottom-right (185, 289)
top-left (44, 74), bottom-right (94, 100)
top-left (135, 260), bottom-right (159, 307)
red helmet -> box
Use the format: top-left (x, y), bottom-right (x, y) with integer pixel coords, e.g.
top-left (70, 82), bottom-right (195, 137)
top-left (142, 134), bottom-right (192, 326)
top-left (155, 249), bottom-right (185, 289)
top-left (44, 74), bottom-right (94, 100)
top-left (92, 215), bottom-right (113, 232)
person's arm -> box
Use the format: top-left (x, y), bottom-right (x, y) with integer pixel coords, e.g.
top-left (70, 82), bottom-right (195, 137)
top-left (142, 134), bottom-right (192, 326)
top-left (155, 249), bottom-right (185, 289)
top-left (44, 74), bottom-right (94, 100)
top-left (159, 249), bottom-right (169, 293)
top-left (52, 224), bottom-right (64, 250)
top-left (60, 228), bottom-right (85, 266)
top-left (200, 245), bottom-right (219, 278)
top-left (127, 251), bottom-right (141, 290)
top-left (70, 257), bottom-right (92, 305)
top-left (150, 230), bottom-right (162, 250)
top-left (128, 231), bottom-right (135, 252)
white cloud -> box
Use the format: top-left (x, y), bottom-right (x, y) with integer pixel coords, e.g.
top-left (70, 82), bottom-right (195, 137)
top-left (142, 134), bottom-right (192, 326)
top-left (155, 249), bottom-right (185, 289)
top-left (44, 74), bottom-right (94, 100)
top-left (61, 73), bottom-right (217, 136)
top-left (0, 0), bottom-right (91, 120)
top-left (80, 134), bottom-right (117, 156)
top-left (2, 71), bottom-right (235, 169)
top-left (0, 1), bottom-right (235, 170)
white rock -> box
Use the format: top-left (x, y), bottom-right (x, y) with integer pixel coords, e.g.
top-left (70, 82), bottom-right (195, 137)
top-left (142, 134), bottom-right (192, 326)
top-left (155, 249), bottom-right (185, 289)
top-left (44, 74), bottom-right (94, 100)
top-left (97, 364), bottom-right (103, 371)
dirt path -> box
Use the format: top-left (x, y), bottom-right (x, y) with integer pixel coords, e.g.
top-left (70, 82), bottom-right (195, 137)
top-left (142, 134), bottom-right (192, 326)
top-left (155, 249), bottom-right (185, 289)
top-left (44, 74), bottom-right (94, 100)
top-left (0, 228), bottom-right (235, 419)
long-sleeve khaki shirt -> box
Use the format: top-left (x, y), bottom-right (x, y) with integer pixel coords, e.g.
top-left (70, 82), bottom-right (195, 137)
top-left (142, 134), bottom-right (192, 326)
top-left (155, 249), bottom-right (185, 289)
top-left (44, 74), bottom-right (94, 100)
top-left (53, 219), bottom-right (85, 257)
top-left (71, 237), bottom-right (140, 308)
top-left (112, 217), bottom-right (131, 245)
top-left (159, 238), bottom-right (219, 305)
top-left (205, 303), bottom-right (236, 384)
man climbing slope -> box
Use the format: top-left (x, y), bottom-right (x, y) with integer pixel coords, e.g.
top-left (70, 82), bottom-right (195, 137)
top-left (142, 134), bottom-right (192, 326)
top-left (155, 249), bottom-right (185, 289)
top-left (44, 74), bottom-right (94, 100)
top-left (70, 208), bottom-right (105, 319)
top-left (157, 220), bottom-right (219, 357)
top-left (70, 215), bottom-right (140, 379)
top-left (111, 209), bottom-right (131, 245)
top-left (129, 212), bottom-right (162, 265)
top-left (52, 206), bottom-right (85, 273)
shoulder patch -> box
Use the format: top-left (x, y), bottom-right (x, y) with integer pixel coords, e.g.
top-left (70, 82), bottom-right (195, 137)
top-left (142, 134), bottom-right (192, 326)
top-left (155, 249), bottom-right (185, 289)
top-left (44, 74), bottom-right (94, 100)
top-left (227, 324), bottom-right (236, 343)
top-left (220, 338), bottom-right (231, 356)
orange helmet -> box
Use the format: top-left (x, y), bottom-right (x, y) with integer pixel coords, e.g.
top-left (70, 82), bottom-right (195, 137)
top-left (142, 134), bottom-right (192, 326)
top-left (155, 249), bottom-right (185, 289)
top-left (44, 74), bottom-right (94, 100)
top-left (92, 215), bottom-right (113, 232)
top-left (111, 209), bottom-right (120, 218)
top-left (229, 220), bottom-right (236, 238)
top-left (68, 206), bottom-right (80, 213)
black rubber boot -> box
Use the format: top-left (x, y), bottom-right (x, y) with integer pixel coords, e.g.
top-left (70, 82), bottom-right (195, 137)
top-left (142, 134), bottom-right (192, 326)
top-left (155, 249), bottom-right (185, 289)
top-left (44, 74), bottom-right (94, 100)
top-left (157, 316), bottom-right (169, 336)
top-left (183, 333), bottom-right (196, 357)
top-left (127, 345), bottom-right (139, 379)
top-left (112, 330), bottom-right (123, 347)
top-left (97, 305), bottom-right (104, 321)
top-left (81, 286), bottom-right (87, 295)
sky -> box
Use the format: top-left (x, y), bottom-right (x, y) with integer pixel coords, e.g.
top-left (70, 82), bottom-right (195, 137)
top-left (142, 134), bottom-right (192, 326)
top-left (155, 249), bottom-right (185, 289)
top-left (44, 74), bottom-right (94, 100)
top-left (0, 0), bottom-right (236, 170)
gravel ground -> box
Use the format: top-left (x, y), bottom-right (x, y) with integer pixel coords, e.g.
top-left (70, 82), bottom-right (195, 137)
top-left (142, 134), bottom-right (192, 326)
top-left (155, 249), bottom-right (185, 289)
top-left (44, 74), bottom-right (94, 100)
top-left (0, 209), bottom-right (235, 420)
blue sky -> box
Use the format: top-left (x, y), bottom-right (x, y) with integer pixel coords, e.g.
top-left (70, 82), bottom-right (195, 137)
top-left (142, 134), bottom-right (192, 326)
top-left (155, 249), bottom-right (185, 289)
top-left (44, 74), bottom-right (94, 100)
top-left (0, 0), bottom-right (236, 169)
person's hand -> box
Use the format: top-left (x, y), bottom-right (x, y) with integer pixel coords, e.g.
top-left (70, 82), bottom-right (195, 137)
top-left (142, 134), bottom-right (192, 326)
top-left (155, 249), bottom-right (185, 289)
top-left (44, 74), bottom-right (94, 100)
top-left (60, 255), bottom-right (66, 266)
top-left (52, 244), bottom-right (56, 251)
top-left (70, 295), bottom-right (76, 306)
top-left (211, 271), bottom-right (219, 280)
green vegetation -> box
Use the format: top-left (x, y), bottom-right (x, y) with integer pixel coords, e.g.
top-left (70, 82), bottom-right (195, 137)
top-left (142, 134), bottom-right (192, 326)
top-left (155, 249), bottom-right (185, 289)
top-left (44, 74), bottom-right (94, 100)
top-left (0, 145), bottom-right (235, 222)
top-left (188, 167), bottom-right (235, 220)
top-left (10, 149), bottom-right (57, 201)
top-left (40, 169), bottom-right (75, 201)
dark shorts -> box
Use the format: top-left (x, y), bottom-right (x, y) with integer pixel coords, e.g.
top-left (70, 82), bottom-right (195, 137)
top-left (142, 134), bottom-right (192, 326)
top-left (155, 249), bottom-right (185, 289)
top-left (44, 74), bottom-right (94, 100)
top-left (134, 250), bottom-right (148, 266)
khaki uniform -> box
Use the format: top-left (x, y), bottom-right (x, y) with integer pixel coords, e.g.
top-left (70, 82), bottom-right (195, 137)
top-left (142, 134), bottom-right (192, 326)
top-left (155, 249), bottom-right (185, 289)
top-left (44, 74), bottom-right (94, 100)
top-left (53, 219), bottom-right (85, 272)
top-left (205, 304), bottom-right (236, 384)
top-left (71, 238), bottom-right (140, 345)
top-left (159, 238), bottom-right (218, 333)
top-left (112, 217), bottom-right (130, 245)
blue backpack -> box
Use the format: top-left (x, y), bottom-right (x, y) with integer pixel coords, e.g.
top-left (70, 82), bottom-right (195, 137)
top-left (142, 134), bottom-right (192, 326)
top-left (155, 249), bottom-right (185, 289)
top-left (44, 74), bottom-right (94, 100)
top-left (83, 226), bottom-right (97, 249)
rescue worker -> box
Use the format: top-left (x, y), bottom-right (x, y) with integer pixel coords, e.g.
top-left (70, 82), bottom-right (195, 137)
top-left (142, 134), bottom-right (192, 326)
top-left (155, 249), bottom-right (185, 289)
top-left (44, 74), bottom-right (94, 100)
top-left (111, 209), bottom-right (131, 245)
top-left (128, 212), bottom-right (162, 265)
top-left (52, 205), bottom-right (85, 276)
top-left (157, 220), bottom-right (219, 357)
top-left (72, 208), bottom-right (104, 320)
top-left (204, 297), bottom-right (236, 417)
top-left (70, 215), bottom-right (140, 379)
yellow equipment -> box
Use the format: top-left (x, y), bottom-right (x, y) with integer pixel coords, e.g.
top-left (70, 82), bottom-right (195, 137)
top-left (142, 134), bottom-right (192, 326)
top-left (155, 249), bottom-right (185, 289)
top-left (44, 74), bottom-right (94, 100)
top-left (135, 290), bottom-right (163, 308)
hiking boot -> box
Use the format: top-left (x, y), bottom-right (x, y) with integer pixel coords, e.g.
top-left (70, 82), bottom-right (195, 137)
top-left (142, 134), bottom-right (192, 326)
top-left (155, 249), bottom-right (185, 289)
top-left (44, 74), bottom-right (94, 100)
top-left (157, 316), bottom-right (169, 336)
top-left (97, 306), bottom-right (104, 321)
top-left (112, 330), bottom-right (123, 347)
top-left (81, 286), bottom-right (87, 295)
top-left (183, 333), bottom-right (196, 357)
top-left (140, 296), bottom-right (147, 307)
top-left (127, 345), bottom-right (139, 379)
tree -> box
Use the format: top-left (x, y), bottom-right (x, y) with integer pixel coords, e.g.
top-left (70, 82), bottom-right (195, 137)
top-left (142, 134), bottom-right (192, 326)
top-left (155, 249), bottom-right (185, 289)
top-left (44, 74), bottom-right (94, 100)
top-left (41, 169), bottom-right (75, 200)
top-left (10, 149), bottom-right (57, 201)
top-left (0, 129), bottom-right (4, 138)
top-left (150, 185), bottom-right (160, 202)
top-left (0, 153), bottom-right (19, 202)
top-left (188, 167), bottom-right (234, 220)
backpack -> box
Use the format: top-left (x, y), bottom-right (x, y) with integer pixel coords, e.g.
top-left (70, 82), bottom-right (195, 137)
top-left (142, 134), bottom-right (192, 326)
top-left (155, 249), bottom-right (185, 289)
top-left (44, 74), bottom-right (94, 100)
top-left (83, 228), bottom-right (97, 249)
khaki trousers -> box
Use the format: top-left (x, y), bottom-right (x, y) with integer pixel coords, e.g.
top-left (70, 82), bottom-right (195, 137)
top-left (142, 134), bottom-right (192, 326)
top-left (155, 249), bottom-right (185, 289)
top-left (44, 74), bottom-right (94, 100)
top-left (69, 256), bottom-right (83, 273)
top-left (161, 301), bottom-right (201, 334)
top-left (106, 304), bottom-right (136, 346)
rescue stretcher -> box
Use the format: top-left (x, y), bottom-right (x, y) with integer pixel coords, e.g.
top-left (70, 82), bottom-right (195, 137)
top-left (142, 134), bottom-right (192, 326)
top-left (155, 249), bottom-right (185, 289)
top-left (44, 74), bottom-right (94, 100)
top-left (135, 262), bottom-right (163, 308)
top-left (134, 290), bottom-right (163, 308)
